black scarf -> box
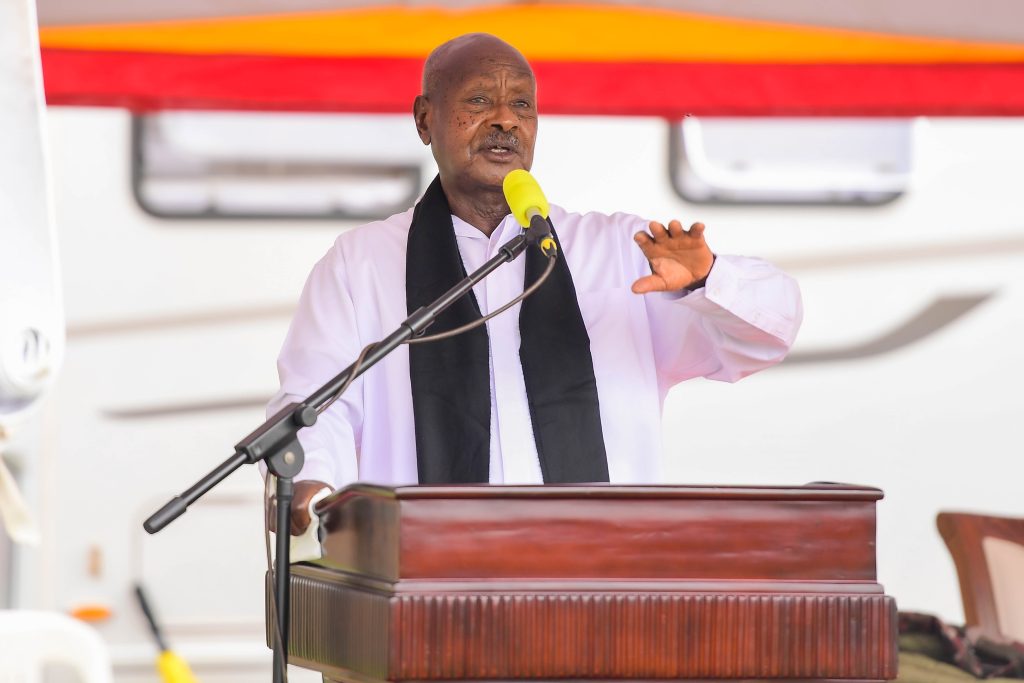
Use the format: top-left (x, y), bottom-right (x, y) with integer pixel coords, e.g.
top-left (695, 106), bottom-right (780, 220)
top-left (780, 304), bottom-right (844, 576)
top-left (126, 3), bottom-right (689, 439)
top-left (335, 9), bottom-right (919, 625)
top-left (406, 176), bottom-right (609, 484)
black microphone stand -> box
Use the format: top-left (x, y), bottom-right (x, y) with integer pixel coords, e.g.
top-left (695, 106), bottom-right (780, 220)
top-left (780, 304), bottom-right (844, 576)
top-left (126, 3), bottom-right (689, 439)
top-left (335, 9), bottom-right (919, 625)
top-left (143, 230), bottom-right (538, 683)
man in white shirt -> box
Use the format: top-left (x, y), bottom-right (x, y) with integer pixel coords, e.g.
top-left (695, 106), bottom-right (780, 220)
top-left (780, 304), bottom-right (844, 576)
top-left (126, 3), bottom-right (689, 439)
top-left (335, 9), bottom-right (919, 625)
top-left (270, 33), bottom-right (803, 535)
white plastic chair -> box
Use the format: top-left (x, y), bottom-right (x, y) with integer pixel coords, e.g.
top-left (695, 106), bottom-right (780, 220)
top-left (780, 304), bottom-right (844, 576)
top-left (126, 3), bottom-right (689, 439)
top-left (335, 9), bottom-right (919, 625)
top-left (0, 610), bottom-right (113, 683)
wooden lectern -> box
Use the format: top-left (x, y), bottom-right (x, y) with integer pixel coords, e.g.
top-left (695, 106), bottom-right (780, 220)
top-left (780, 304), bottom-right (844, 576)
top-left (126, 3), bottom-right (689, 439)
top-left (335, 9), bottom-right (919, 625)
top-left (280, 484), bottom-right (898, 682)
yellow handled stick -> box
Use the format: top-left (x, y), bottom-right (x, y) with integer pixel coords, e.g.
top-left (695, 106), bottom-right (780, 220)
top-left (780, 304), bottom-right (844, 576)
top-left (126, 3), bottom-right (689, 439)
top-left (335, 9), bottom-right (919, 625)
top-left (135, 584), bottom-right (199, 683)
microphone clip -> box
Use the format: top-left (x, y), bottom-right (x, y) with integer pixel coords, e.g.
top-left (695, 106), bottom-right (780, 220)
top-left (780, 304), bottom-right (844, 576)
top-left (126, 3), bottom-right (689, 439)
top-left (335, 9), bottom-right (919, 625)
top-left (526, 214), bottom-right (558, 258)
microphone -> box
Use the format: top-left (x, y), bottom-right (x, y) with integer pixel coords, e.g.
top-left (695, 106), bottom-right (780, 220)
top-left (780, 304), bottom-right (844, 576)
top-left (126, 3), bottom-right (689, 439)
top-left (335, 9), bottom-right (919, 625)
top-left (503, 169), bottom-right (557, 257)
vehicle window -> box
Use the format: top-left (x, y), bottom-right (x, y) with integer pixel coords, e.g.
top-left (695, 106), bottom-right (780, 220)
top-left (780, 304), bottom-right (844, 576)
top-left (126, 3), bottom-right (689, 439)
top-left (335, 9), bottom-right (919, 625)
top-left (670, 117), bottom-right (914, 205)
top-left (131, 112), bottom-right (429, 220)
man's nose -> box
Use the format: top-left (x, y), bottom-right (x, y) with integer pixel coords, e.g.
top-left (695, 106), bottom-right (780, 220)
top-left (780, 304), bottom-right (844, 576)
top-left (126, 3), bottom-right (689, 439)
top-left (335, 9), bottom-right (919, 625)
top-left (489, 101), bottom-right (518, 131)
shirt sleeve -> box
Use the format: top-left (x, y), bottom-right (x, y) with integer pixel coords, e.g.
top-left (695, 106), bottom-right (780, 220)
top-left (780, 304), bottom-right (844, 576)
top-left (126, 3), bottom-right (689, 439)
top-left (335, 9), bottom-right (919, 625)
top-left (636, 239), bottom-right (803, 391)
top-left (263, 242), bottom-right (364, 489)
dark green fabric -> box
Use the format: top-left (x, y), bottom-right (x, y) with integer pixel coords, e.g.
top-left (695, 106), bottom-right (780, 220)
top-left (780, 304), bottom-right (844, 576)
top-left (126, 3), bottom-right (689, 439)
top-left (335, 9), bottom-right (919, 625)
top-left (899, 612), bottom-right (1024, 681)
top-left (899, 652), bottom-right (1023, 683)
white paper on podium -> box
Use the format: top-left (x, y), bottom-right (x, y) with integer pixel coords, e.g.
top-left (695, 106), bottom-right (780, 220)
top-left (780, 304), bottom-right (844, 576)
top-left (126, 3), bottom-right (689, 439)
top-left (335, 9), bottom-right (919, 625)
top-left (288, 486), bottom-right (331, 563)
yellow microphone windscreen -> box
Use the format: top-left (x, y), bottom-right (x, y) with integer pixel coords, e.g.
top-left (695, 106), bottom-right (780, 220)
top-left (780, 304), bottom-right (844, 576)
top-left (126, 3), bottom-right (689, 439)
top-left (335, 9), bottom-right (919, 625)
top-left (503, 169), bottom-right (550, 228)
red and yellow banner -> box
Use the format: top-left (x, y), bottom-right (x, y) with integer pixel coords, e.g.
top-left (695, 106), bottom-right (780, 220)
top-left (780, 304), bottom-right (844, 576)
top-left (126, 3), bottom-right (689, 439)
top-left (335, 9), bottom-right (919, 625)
top-left (39, 5), bottom-right (1024, 115)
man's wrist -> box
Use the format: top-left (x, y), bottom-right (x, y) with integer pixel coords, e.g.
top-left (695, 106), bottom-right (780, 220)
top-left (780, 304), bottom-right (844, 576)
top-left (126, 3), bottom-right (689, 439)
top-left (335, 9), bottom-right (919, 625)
top-left (685, 254), bottom-right (717, 291)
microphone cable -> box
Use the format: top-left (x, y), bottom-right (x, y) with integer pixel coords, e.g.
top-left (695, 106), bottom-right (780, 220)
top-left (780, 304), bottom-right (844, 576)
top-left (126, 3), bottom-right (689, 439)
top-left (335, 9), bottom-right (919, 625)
top-left (314, 249), bottom-right (556, 416)
top-left (406, 249), bottom-right (556, 344)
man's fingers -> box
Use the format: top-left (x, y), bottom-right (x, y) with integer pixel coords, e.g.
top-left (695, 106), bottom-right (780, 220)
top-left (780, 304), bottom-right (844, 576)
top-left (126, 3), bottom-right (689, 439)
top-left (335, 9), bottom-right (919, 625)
top-left (267, 498), bottom-right (278, 533)
top-left (633, 232), bottom-right (661, 264)
top-left (290, 505), bottom-right (311, 536)
top-left (267, 480), bottom-right (332, 536)
top-left (266, 497), bottom-right (310, 535)
top-left (640, 220), bottom-right (701, 244)
top-left (289, 480), bottom-right (332, 536)
top-left (648, 221), bottom-right (668, 240)
top-left (631, 273), bottom-right (667, 294)
top-left (633, 231), bottom-right (657, 256)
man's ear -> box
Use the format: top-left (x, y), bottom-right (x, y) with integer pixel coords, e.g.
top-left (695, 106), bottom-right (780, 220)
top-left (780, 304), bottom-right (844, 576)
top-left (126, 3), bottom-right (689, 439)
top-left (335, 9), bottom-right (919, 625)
top-left (413, 95), bottom-right (431, 145)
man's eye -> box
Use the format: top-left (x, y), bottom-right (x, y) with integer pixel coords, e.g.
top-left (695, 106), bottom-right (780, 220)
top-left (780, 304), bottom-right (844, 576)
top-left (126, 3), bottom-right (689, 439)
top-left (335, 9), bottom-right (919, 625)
top-left (514, 100), bottom-right (532, 108)
top-left (469, 96), bottom-right (488, 104)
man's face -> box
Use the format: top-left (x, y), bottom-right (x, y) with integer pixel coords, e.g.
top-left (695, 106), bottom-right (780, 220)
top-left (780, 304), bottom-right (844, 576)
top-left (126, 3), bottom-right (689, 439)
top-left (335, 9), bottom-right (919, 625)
top-left (416, 48), bottom-right (538, 196)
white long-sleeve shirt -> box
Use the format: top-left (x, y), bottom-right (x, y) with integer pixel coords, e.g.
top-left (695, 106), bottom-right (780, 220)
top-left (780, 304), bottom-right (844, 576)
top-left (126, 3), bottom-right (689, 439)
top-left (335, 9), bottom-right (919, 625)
top-left (268, 205), bottom-right (802, 488)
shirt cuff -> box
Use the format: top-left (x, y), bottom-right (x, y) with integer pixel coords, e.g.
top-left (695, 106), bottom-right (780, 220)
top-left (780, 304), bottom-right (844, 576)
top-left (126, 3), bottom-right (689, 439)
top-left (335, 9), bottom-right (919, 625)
top-left (656, 256), bottom-right (718, 301)
top-left (292, 450), bottom-right (338, 489)
top-left (672, 255), bottom-right (742, 312)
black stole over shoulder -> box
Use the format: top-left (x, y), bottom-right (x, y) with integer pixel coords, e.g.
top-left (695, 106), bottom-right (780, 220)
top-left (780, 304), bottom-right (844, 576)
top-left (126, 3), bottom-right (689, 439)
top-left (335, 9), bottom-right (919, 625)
top-left (406, 176), bottom-right (609, 484)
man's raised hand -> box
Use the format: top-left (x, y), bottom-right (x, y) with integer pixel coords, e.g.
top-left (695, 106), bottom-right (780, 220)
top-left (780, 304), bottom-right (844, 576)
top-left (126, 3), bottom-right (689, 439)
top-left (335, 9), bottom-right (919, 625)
top-left (631, 220), bottom-right (715, 294)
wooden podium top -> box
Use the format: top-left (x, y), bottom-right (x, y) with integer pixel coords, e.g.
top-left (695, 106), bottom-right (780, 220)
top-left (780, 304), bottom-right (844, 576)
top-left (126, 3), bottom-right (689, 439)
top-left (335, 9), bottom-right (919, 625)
top-left (314, 483), bottom-right (883, 586)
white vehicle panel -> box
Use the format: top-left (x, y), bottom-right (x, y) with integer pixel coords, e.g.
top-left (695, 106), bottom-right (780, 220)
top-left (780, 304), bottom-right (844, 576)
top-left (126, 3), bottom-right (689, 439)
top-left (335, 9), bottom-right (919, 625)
top-left (7, 106), bottom-right (1022, 681)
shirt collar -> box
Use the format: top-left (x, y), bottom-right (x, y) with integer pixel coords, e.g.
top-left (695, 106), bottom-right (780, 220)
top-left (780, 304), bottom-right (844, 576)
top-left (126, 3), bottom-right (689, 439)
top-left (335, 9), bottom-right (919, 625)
top-left (451, 213), bottom-right (520, 243)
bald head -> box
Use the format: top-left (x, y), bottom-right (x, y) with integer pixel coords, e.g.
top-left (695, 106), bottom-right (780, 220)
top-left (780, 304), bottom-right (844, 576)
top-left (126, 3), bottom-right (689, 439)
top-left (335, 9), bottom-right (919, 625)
top-left (421, 33), bottom-right (534, 101)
